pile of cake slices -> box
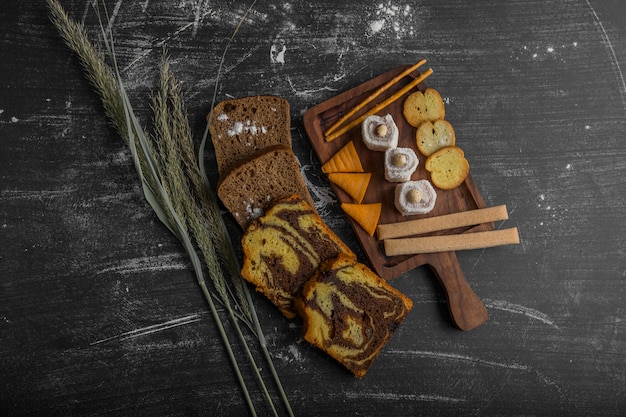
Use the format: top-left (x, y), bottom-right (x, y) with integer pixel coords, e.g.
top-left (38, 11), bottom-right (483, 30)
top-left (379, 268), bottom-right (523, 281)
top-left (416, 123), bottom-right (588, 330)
top-left (208, 96), bottom-right (412, 378)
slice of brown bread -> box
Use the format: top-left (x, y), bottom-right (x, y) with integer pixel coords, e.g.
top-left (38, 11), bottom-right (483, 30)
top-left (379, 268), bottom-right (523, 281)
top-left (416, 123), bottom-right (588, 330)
top-left (208, 96), bottom-right (292, 176)
top-left (217, 145), bottom-right (315, 229)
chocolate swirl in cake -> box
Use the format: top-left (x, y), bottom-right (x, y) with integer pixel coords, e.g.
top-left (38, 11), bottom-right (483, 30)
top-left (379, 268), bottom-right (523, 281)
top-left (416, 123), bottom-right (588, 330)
top-left (241, 195), bottom-right (355, 319)
top-left (296, 254), bottom-right (413, 378)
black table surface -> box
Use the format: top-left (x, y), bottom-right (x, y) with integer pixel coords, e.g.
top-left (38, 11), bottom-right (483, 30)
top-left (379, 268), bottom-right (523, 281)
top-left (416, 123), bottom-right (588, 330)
top-left (2, 1), bottom-right (625, 416)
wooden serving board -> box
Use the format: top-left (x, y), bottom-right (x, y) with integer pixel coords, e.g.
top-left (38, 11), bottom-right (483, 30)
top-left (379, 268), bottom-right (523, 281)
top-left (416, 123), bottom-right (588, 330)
top-left (303, 65), bottom-right (494, 330)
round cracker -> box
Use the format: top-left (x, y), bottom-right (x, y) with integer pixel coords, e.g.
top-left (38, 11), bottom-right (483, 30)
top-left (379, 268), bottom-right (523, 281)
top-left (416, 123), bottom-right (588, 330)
top-left (416, 119), bottom-right (456, 156)
top-left (424, 146), bottom-right (469, 190)
top-left (402, 88), bottom-right (445, 128)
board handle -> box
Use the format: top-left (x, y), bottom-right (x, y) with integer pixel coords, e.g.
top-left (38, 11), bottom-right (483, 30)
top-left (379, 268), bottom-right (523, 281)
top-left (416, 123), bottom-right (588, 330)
top-left (427, 251), bottom-right (488, 330)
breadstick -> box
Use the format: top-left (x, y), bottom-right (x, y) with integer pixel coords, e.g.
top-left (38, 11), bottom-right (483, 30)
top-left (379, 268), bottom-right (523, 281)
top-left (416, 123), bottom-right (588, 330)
top-left (383, 227), bottom-right (520, 256)
top-left (325, 68), bottom-right (434, 142)
top-left (324, 59), bottom-right (427, 136)
top-left (377, 205), bottom-right (509, 239)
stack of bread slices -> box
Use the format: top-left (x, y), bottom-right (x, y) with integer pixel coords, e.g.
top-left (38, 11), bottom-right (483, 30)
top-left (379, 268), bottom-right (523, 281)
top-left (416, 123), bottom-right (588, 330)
top-left (208, 96), bottom-right (412, 378)
top-left (209, 95), bottom-right (315, 230)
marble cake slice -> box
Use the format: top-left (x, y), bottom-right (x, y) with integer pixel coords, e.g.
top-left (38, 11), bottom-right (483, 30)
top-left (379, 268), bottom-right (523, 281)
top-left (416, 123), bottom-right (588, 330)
top-left (295, 254), bottom-right (413, 378)
top-left (241, 195), bottom-right (355, 319)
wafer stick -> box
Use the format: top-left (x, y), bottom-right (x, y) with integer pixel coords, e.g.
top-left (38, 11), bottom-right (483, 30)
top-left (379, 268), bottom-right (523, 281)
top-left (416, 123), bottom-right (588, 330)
top-left (377, 205), bottom-right (509, 240)
top-left (325, 68), bottom-right (434, 142)
top-left (324, 59), bottom-right (427, 137)
top-left (383, 227), bottom-right (520, 256)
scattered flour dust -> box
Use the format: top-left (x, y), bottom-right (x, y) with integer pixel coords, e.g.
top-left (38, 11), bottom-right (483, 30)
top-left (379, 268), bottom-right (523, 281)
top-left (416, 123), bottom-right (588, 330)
top-left (275, 343), bottom-right (304, 364)
top-left (270, 39), bottom-right (286, 64)
top-left (368, 2), bottom-right (414, 38)
top-left (271, 23), bottom-right (295, 65)
top-left (225, 119), bottom-right (268, 137)
top-left (514, 42), bottom-right (579, 63)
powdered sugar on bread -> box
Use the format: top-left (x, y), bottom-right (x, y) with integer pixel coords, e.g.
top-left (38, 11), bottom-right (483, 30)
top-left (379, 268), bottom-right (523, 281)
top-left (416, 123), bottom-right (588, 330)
top-left (225, 120), bottom-right (269, 138)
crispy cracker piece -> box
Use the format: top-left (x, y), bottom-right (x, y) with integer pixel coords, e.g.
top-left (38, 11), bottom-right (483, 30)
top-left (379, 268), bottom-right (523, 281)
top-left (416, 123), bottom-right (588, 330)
top-left (402, 88), bottom-right (445, 128)
top-left (328, 172), bottom-right (371, 203)
top-left (341, 202), bottom-right (382, 236)
top-left (416, 119), bottom-right (456, 156)
top-left (321, 141), bottom-right (364, 173)
top-left (424, 146), bottom-right (469, 190)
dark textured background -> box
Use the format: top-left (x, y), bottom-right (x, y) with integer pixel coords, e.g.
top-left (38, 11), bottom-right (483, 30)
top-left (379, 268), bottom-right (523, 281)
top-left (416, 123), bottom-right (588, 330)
top-left (1, 1), bottom-right (625, 416)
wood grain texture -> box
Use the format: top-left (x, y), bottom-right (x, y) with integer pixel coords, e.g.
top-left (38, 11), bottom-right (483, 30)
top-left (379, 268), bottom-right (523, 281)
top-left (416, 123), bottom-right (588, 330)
top-left (2, 0), bottom-right (626, 416)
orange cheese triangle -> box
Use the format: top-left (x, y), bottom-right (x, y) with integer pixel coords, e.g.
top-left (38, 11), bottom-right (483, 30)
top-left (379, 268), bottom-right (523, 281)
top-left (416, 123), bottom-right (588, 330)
top-left (328, 172), bottom-right (371, 204)
top-left (321, 141), bottom-right (364, 173)
top-left (341, 202), bottom-right (382, 236)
